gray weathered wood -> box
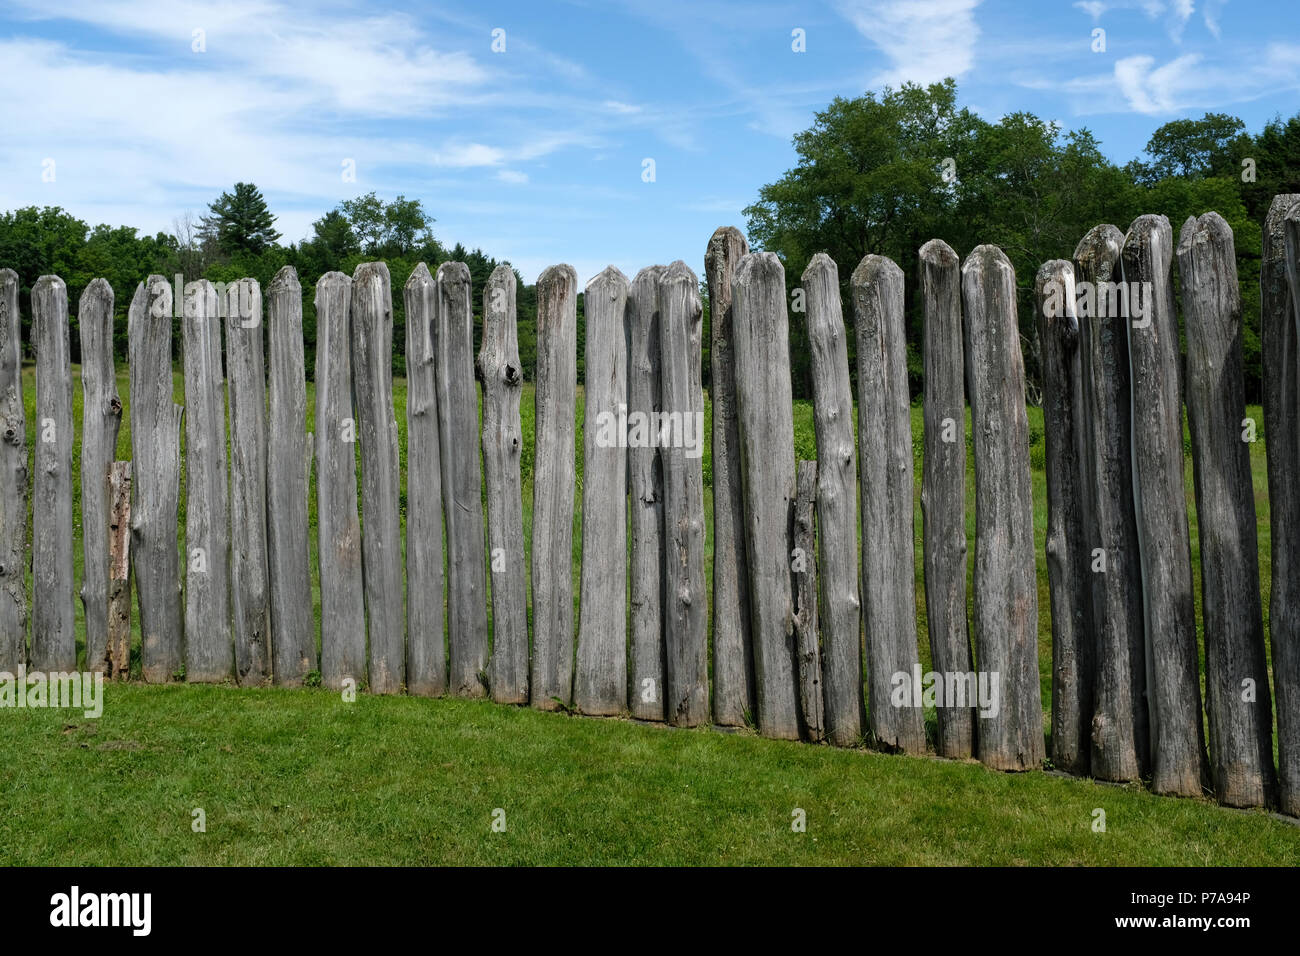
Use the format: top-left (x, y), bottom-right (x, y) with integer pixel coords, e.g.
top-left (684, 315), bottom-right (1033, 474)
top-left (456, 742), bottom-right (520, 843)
top-left (32, 275), bottom-right (75, 672)
top-left (801, 253), bottom-right (862, 747)
top-left (1123, 214), bottom-right (1208, 797)
top-left (0, 269), bottom-right (26, 673)
top-left (731, 252), bottom-right (799, 740)
top-left (227, 279), bottom-right (271, 685)
top-left (627, 265), bottom-right (666, 720)
top-left (658, 260), bottom-right (708, 726)
top-left (315, 271), bottom-right (366, 690)
top-left (107, 461), bottom-right (132, 679)
top-left (1035, 259), bottom-right (1093, 777)
top-left (182, 279), bottom-right (231, 683)
top-left (919, 240), bottom-right (975, 759)
top-left (78, 278), bottom-right (121, 674)
top-left (479, 264), bottom-right (527, 704)
top-left (351, 262), bottom-right (404, 694)
top-left (852, 255), bottom-right (925, 755)
top-left (1179, 212), bottom-right (1275, 807)
top-left (1074, 224), bottom-right (1148, 781)
top-left (33, 280), bottom-right (70, 663)
top-left (129, 276), bottom-right (183, 682)
top-left (576, 265), bottom-right (630, 716)
top-left (961, 245), bottom-right (1045, 771)
top-left (1277, 200), bottom-right (1300, 815)
top-left (706, 226), bottom-right (754, 727)
top-left (266, 266), bottom-right (315, 686)
top-left (435, 261), bottom-right (488, 697)
top-left (530, 264), bottom-right (578, 710)
top-left (403, 263), bottom-right (447, 697)
top-left (792, 459), bottom-right (824, 742)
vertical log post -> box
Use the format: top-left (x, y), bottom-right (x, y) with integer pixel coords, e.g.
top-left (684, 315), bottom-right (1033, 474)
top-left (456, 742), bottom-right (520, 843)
top-left (1074, 224), bottom-right (1148, 781)
top-left (628, 265), bottom-right (666, 719)
top-left (227, 279), bottom-right (271, 685)
top-left (920, 240), bottom-right (975, 759)
top-left (1124, 214), bottom-right (1208, 797)
top-left (961, 245), bottom-right (1045, 771)
top-left (32, 276), bottom-right (75, 672)
top-left (107, 461), bottom-right (132, 680)
top-left (792, 459), bottom-right (824, 742)
top-left (658, 261), bottom-right (708, 726)
top-left (351, 263), bottom-right (404, 694)
top-left (435, 262), bottom-right (489, 697)
top-left (801, 253), bottom-right (862, 747)
top-left (129, 276), bottom-right (183, 683)
top-left (705, 227), bottom-right (754, 727)
top-left (852, 255), bottom-right (925, 755)
top-left (1035, 260), bottom-right (1093, 776)
top-left (1276, 201), bottom-right (1300, 815)
top-left (0, 269), bottom-right (25, 673)
top-left (182, 279), bottom-right (231, 683)
top-left (267, 266), bottom-right (315, 686)
top-left (576, 266), bottom-right (630, 716)
top-left (530, 264), bottom-right (578, 710)
top-left (315, 271), bottom-right (366, 691)
top-left (1179, 212), bottom-right (1275, 808)
top-left (479, 264), bottom-right (528, 704)
top-left (731, 252), bottom-right (799, 740)
top-left (78, 278), bottom-right (121, 674)
top-left (403, 263), bottom-right (447, 697)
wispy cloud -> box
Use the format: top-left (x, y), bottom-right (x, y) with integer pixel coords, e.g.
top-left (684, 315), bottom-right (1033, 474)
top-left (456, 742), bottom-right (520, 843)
top-left (836, 0), bottom-right (983, 86)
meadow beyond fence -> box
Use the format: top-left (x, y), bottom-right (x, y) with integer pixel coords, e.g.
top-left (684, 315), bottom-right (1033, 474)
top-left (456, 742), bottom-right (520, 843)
top-left (2, 201), bottom-right (1298, 818)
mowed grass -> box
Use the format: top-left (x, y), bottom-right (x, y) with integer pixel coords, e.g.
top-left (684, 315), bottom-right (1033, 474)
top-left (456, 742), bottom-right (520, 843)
top-left (2, 362), bottom-right (1293, 865)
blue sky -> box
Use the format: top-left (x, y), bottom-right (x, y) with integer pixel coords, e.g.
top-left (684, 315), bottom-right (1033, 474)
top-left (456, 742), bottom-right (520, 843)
top-left (1, 0), bottom-right (1297, 283)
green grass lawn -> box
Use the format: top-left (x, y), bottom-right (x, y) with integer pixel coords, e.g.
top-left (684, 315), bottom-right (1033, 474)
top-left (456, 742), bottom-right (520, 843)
top-left (2, 363), bottom-right (1292, 865)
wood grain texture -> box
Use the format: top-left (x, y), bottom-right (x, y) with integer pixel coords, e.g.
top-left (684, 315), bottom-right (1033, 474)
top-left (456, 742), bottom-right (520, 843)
top-left (792, 459), bottom-right (824, 742)
top-left (0, 269), bottom-right (26, 673)
top-left (576, 265), bottom-right (629, 716)
top-left (78, 278), bottom-right (121, 673)
top-left (1276, 200), bottom-right (1300, 815)
top-left (106, 461), bottom-right (131, 679)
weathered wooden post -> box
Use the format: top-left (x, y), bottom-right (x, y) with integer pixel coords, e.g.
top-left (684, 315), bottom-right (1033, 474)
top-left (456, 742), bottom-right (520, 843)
top-left (792, 459), bottom-right (824, 742)
top-left (351, 263), bottom-right (404, 694)
top-left (266, 266), bottom-right (315, 686)
top-left (1276, 200), bottom-right (1300, 815)
top-left (920, 240), bottom-right (975, 759)
top-left (706, 226), bottom-right (754, 727)
top-left (227, 279), bottom-right (271, 685)
top-left (315, 271), bottom-right (366, 691)
top-left (658, 261), bottom-right (709, 726)
top-left (1074, 224), bottom-right (1148, 781)
top-left (531, 264), bottom-right (578, 710)
top-left (1123, 214), bottom-right (1207, 797)
top-left (732, 252), bottom-right (799, 740)
top-left (78, 278), bottom-right (121, 673)
top-left (801, 253), bottom-right (862, 747)
top-left (32, 275), bottom-right (75, 672)
top-left (1179, 212), bottom-right (1275, 807)
top-left (435, 262), bottom-right (488, 697)
top-left (576, 266), bottom-right (630, 716)
top-left (852, 255), bottom-right (925, 755)
top-left (107, 461), bottom-right (132, 679)
top-left (479, 264), bottom-right (528, 704)
top-left (961, 245), bottom-right (1044, 771)
top-left (404, 263), bottom-right (447, 697)
top-left (129, 276), bottom-right (183, 683)
top-left (1035, 260), bottom-right (1093, 776)
top-left (182, 279), bottom-right (231, 683)
top-left (628, 265), bottom-right (666, 720)
top-left (0, 269), bottom-right (25, 674)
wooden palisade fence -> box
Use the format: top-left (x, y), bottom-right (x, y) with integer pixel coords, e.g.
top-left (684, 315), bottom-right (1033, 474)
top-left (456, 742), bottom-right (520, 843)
top-left (3, 198), bottom-right (1299, 816)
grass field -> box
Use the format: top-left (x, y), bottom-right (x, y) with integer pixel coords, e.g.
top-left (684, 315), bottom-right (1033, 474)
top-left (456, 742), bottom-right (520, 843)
top-left (1, 362), bottom-right (1293, 866)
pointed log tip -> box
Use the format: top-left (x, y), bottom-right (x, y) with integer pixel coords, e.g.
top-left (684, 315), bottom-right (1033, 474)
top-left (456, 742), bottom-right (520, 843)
top-left (538, 263), bottom-right (578, 290)
top-left (1123, 213), bottom-right (1172, 250)
top-left (405, 261), bottom-right (434, 289)
top-left (268, 264), bottom-right (300, 292)
top-left (1176, 211), bottom-right (1233, 255)
top-left (0, 267), bottom-right (17, 285)
top-left (1263, 195), bottom-right (1300, 259)
top-left (315, 270), bottom-right (352, 293)
top-left (850, 252), bottom-right (902, 287)
top-left (663, 259), bottom-right (697, 286)
top-left (633, 264), bottom-right (667, 285)
top-left (436, 260), bottom-right (470, 283)
top-left (488, 263), bottom-right (516, 286)
top-left (80, 277), bottom-right (114, 304)
top-left (961, 244), bottom-right (1014, 280)
top-left (352, 260), bottom-right (391, 284)
top-left (586, 264), bottom-right (629, 293)
top-left (919, 238), bottom-right (958, 267)
top-left (34, 273), bottom-right (66, 293)
top-left (800, 251), bottom-right (837, 284)
top-left (735, 250), bottom-right (784, 286)
top-left (705, 226), bottom-right (749, 264)
top-left (1071, 223), bottom-right (1124, 265)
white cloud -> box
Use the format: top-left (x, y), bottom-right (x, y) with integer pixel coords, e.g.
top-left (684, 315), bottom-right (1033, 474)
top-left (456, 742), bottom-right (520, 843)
top-left (496, 170), bottom-right (529, 185)
top-left (431, 144), bottom-right (506, 168)
top-left (603, 100), bottom-right (642, 115)
top-left (1114, 53), bottom-right (1202, 112)
top-left (836, 0), bottom-right (983, 86)
top-left (1202, 0), bottom-right (1227, 39)
top-left (1074, 1), bottom-right (1109, 19)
